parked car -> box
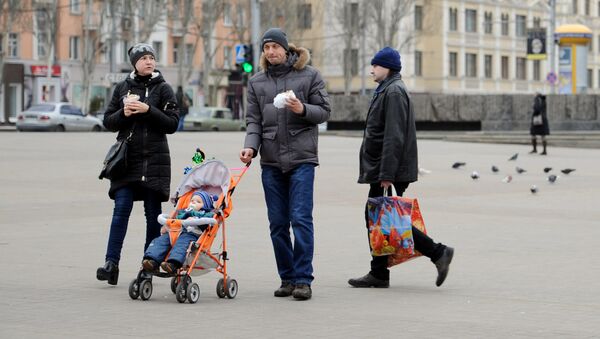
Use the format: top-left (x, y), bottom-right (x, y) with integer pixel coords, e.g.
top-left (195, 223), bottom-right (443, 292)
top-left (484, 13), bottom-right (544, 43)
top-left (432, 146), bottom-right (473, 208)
top-left (16, 103), bottom-right (103, 132)
top-left (183, 106), bottom-right (245, 131)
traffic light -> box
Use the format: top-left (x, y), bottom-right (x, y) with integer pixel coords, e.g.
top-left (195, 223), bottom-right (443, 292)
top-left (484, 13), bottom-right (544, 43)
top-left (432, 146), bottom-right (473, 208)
top-left (241, 44), bottom-right (253, 73)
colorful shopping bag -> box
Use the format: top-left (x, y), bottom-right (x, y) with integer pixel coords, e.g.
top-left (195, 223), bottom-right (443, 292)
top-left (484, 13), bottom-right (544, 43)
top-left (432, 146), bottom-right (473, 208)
top-left (367, 196), bottom-right (415, 257)
top-left (387, 197), bottom-right (427, 268)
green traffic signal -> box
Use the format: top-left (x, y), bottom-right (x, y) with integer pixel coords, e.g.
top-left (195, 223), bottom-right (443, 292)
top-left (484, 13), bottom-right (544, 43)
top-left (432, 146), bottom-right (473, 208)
top-left (242, 62), bottom-right (253, 73)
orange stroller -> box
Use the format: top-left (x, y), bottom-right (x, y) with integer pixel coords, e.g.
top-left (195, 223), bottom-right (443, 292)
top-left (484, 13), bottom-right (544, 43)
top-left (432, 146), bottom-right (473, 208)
top-left (128, 150), bottom-right (250, 303)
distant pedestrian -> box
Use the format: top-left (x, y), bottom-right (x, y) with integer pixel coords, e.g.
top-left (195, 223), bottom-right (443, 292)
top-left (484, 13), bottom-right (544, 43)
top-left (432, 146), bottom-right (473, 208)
top-left (176, 86), bottom-right (192, 131)
top-left (530, 93), bottom-right (549, 155)
top-left (348, 47), bottom-right (454, 289)
top-left (97, 43), bottom-right (179, 285)
top-left (239, 28), bottom-right (330, 300)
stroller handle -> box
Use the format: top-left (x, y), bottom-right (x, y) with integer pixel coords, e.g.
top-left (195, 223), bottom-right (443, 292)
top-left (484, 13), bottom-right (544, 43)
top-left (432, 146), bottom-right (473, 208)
top-left (157, 213), bottom-right (217, 227)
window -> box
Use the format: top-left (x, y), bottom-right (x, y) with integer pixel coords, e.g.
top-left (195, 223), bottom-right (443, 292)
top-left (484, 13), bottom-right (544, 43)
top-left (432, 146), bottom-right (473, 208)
top-left (533, 17), bottom-right (541, 28)
top-left (465, 53), bottom-right (477, 77)
top-left (516, 15), bottom-right (527, 37)
top-left (533, 60), bottom-right (541, 81)
top-left (484, 55), bottom-right (492, 78)
top-left (185, 43), bottom-right (193, 64)
top-left (69, 36), bottom-right (80, 60)
top-left (298, 4), bottom-right (312, 29)
top-left (224, 3), bottom-right (233, 26)
top-left (223, 46), bottom-right (231, 69)
top-left (237, 4), bottom-right (245, 27)
top-left (121, 40), bottom-right (128, 64)
top-left (598, 1), bottom-right (600, 16)
top-left (449, 8), bottom-right (457, 31)
top-left (585, 0), bottom-right (590, 15)
top-left (588, 69), bottom-right (593, 87)
top-left (70, 0), bottom-right (81, 14)
top-left (9, 33), bottom-right (18, 57)
top-left (173, 42), bottom-right (179, 64)
top-left (501, 56), bottom-right (509, 79)
top-left (572, 0), bottom-right (578, 14)
top-left (343, 48), bottom-right (359, 76)
top-left (501, 13), bottom-right (509, 36)
top-left (598, 70), bottom-right (600, 88)
top-left (152, 41), bottom-right (162, 62)
top-left (465, 9), bottom-right (477, 33)
top-left (484, 12), bottom-right (493, 34)
top-left (343, 2), bottom-right (359, 31)
top-left (415, 5), bottom-right (423, 30)
top-left (415, 50), bottom-right (422, 76)
top-left (516, 57), bottom-right (527, 80)
top-left (449, 52), bottom-right (457, 77)
top-left (36, 10), bottom-right (49, 59)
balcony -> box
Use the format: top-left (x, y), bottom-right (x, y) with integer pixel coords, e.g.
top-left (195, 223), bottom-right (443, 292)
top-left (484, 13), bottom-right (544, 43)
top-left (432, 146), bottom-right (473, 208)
top-left (171, 21), bottom-right (186, 37)
top-left (83, 13), bottom-right (101, 31)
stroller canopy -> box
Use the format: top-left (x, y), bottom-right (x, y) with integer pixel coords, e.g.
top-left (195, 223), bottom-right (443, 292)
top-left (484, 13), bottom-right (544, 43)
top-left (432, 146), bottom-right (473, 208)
top-left (171, 160), bottom-right (231, 207)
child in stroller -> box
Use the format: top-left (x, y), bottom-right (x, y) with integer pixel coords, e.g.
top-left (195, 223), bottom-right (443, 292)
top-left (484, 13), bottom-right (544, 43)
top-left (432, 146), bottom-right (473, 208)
top-left (141, 190), bottom-right (218, 274)
top-left (128, 149), bottom-right (250, 303)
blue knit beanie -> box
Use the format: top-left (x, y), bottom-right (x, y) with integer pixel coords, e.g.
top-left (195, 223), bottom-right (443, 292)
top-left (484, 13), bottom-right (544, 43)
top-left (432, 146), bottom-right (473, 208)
top-left (192, 191), bottom-right (217, 210)
top-left (371, 47), bottom-right (402, 72)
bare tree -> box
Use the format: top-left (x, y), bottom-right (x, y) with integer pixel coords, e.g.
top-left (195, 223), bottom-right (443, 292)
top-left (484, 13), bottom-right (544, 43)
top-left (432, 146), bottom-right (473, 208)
top-left (133, 0), bottom-right (167, 43)
top-left (80, 0), bottom-right (109, 114)
top-left (169, 0), bottom-right (195, 89)
top-left (189, 0), bottom-right (225, 106)
top-left (332, 0), bottom-right (363, 95)
top-left (33, 0), bottom-right (59, 82)
top-left (0, 0), bottom-right (28, 122)
top-left (366, 0), bottom-right (417, 52)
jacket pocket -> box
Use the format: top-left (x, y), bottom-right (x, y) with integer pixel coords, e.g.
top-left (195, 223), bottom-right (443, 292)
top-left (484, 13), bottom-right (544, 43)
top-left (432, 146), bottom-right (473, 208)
top-left (288, 126), bottom-right (317, 159)
top-left (260, 130), bottom-right (278, 162)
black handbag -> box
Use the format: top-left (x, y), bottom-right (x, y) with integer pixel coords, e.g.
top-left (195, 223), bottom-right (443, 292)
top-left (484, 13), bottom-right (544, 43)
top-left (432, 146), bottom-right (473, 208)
top-left (99, 125), bottom-right (135, 180)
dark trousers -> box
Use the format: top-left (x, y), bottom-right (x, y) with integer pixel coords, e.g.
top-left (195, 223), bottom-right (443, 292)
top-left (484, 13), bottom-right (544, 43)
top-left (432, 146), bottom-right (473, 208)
top-left (105, 184), bottom-right (162, 264)
top-left (366, 182), bottom-right (445, 280)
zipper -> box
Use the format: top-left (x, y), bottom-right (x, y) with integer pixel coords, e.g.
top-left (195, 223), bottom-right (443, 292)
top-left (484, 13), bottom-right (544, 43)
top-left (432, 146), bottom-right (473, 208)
top-left (142, 124), bottom-right (148, 181)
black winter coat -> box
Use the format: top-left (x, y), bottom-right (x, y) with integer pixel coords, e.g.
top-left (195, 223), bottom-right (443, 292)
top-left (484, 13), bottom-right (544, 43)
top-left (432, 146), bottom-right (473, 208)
top-left (358, 74), bottom-right (418, 184)
top-left (530, 94), bottom-right (550, 136)
top-left (103, 71), bottom-right (179, 201)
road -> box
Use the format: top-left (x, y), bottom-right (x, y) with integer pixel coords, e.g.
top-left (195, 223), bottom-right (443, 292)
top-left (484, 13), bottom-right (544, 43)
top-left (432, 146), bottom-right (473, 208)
top-left (1, 131), bottom-right (599, 338)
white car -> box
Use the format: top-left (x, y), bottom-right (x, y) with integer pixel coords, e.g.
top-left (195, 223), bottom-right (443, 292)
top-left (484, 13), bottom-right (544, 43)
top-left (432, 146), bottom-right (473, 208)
top-left (16, 103), bottom-right (103, 132)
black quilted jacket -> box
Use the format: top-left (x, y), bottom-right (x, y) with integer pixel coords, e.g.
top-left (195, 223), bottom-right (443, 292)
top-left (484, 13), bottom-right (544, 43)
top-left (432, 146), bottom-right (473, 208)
top-left (103, 71), bottom-right (179, 201)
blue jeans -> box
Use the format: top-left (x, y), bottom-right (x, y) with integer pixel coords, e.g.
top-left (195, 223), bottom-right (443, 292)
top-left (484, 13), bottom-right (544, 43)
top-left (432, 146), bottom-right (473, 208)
top-left (144, 230), bottom-right (198, 265)
top-left (261, 164), bottom-right (315, 285)
top-left (105, 185), bottom-right (162, 264)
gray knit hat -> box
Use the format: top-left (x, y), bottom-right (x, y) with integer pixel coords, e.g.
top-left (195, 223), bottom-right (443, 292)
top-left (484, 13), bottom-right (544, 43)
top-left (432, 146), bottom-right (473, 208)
top-left (128, 43), bottom-right (156, 67)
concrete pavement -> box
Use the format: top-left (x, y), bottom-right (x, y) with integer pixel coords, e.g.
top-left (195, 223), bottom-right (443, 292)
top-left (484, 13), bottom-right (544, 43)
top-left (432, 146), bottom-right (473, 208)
top-left (1, 131), bottom-right (599, 338)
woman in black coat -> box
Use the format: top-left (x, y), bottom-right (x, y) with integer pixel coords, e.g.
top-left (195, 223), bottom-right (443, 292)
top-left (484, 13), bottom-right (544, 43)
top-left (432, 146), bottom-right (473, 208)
top-left (530, 93), bottom-right (550, 155)
top-left (97, 43), bottom-right (179, 285)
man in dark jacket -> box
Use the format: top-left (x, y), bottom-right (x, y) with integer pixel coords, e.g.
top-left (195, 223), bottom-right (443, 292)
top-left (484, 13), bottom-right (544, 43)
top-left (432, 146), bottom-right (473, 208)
top-left (348, 47), bottom-right (454, 288)
top-left (239, 28), bottom-right (330, 300)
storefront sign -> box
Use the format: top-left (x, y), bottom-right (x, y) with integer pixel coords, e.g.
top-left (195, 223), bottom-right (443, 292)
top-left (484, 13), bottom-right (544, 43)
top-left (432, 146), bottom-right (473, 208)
top-left (30, 65), bottom-right (62, 77)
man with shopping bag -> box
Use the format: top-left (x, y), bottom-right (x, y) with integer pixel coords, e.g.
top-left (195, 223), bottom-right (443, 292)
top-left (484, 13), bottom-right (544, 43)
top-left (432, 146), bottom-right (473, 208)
top-left (348, 47), bottom-right (454, 288)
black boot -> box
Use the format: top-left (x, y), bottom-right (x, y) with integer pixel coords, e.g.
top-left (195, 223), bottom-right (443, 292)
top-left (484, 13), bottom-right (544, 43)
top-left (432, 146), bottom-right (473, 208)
top-left (348, 273), bottom-right (389, 288)
top-left (96, 260), bottom-right (119, 285)
top-left (540, 141), bottom-right (547, 155)
top-left (434, 247), bottom-right (454, 287)
top-left (529, 138), bottom-right (537, 154)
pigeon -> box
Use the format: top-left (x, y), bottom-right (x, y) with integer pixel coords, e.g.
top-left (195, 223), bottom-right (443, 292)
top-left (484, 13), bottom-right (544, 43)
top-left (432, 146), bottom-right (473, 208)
top-left (561, 168), bottom-right (576, 175)
top-left (452, 162), bottom-right (466, 169)
top-left (515, 166), bottom-right (527, 174)
top-left (548, 174), bottom-right (558, 183)
top-left (508, 153), bottom-right (519, 161)
top-left (502, 175), bottom-right (513, 183)
top-left (470, 171), bottom-right (480, 180)
top-left (530, 185), bottom-right (538, 194)
top-left (491, 165), bottom-right (499, 173)
top-left (543, 167), bottom-right (553, 173)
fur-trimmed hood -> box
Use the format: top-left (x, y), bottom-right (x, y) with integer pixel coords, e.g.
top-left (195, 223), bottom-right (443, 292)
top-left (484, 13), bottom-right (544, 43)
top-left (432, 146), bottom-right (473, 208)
top-left (259, 43), bottom-right (311, 72)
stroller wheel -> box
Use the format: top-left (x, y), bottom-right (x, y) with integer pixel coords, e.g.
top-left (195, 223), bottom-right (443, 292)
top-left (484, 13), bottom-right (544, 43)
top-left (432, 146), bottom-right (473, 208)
top-left (175, 281), bottom-right (187, 303)
top-left (170, 276), bottom-right (179, 294)
top-left (216, 278), bottom-right (226, 298)
top-left (187, 283), bottom-right (200, 304)
top-left (128, 279), bottom-right (140, 300)
top-left (140, 280), bottom-right (153, 301)
top-left (225, 278), bottom-right (238, 299)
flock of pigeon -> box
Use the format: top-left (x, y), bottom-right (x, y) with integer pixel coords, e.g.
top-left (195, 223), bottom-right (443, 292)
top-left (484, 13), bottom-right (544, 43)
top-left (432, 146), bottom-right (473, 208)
top-left (447, 152), bottom-right (576, 194)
